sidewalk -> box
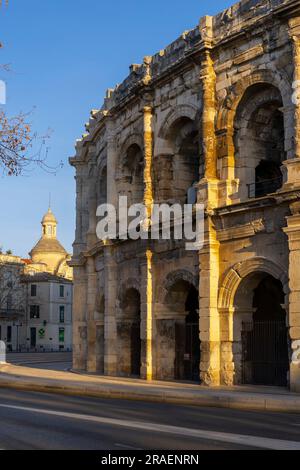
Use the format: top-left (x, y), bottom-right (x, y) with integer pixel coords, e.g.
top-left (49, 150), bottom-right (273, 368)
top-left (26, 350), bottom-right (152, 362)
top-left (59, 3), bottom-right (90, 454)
top-left (0, 363), bottom-right (300, 413)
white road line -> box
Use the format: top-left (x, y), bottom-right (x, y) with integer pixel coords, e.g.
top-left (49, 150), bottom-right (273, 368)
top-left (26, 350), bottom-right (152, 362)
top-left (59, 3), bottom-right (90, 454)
top-left (0, 403), bottom-right (299, 450)
top-left (115, 443), bottom-right (142, 450)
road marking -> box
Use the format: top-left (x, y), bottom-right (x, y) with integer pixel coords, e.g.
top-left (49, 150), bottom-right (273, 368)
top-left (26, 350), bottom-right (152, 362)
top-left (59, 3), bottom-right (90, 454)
top-left (0, 403), bottom-right (299, 450)
top-left (115, 443), bottom-right (142, 450)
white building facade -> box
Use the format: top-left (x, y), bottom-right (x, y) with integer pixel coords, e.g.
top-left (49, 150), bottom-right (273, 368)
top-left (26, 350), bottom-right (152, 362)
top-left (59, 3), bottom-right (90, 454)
top-left (0, 209), bottom-right (73, 352)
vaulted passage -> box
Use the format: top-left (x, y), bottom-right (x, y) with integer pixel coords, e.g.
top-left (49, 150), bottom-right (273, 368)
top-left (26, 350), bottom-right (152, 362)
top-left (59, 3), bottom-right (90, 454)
top-left (157, 280), bottom-right (200, 382)
top-left (181, 286), bottom-right (200, 381)
top-left (117, 288), bottom-right (141, 377)
top-left (234, 84), bottom-right (286, 199)
top-left (154, 117), bottom-right (201, 205)
top-left (234, 274), bottom-right (289, 387)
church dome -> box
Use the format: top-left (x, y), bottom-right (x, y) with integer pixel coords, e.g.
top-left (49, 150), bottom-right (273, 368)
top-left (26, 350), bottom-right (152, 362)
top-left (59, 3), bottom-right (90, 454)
top-left (42, 208), bottom-right (57, 224)
top-left (29, 207), bottom-right (69, 274)
top-left (30, 237), bottom-right (67, 256)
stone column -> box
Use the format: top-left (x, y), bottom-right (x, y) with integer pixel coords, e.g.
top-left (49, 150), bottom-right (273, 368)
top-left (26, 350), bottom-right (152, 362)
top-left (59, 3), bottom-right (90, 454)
top-left (106, 118), bottom-right (118, 208)
top-left (219, 307), bottom-right (235, 386)
top-left (201, 49), bottom-right (217, 181)
top-left (86, 174), bottom-right (98, 249)
top-left (282, 20), bottom-right (300, 187)
top-left (142, 106), bottom-right (154, 380)
top-left (143, 106), bottom-right (154, 218)
top-left (283, 203), bottom-right (300, 392)
top-left (199, 217), bottom-right (220, 386)
top-left (73, 168), bottom-right (86, 256)
top-left (198, 46), bottom-right (220, 386)
top-left (86, 256), bottom-right (98, 372)
top-left (104, 245), bottom-right (118, 375)
top-left (144, 250), bottom-right (154, 380)
top-left (72, 265), bottom-right (88, 371)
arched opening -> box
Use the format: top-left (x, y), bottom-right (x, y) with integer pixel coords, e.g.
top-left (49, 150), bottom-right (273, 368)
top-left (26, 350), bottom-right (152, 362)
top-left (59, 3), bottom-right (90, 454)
top-left (184, 286), bottom-right (200, 381)
top-left (158, 278), bottom-right (200, 381)
top-left (234, 84), bottom-right (286, 199)
top-left (117, 288), bottom-right (141, 377)
top-left (118, 144), bottom-right (144, 206)
top-left (155, 117), bottom-right (201, 204)
top-left (233, 272), bottom-right (289, 387)
top-left (98, 166), bottom-right (107, 205)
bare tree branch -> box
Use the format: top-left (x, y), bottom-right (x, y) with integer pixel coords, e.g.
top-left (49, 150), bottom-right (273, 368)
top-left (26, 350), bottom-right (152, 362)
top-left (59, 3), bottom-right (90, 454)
top-left (0, 0), bottom-right (63, 176)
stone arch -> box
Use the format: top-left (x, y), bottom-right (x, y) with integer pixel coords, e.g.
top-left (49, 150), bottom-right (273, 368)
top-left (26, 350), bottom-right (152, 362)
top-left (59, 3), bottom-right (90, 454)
top-left (216, 70), bottom-right (291, 132)
top-left (216, 70), bottom-right (293, 181)
top-left (97, 164), bottom-right (107, 206)
top-left (157, 269), bottom-right (198, 304)
top-left (117, 136), bottom-right (144, 206)
top-left (219, 257), bottom-right (289, 386)
top-left (116, 283), bottom-right (141, 377)
top-left (155, 269), bottom-right (200, 381)
top-left (159, 104), bottom-right (199, 140)
top-left (117, 277), bottom-right (141, 306)
top-left (218, 257), bottom-right (289, 310)
top-left (155, 107), bottom-right (201, 204)
top-left (119, 133), bottom-right (144, 160)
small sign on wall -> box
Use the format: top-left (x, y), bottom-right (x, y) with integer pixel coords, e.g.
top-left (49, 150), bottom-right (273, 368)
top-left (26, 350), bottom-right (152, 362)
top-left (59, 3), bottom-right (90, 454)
top-left (38, 328), bottom-right (45, 339)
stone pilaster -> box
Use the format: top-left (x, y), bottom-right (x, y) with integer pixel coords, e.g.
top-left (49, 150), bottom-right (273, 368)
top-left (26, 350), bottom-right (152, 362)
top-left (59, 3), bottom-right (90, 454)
top-left (73, 167), bottom-right (86, 256)
top-left (86, 174), bottom-right (98, 249)
top-left (141, 105), bottom-right (154, 381)
top-left (143, 106), bottom-right (154, 219)
top-left (86, 256), bottom-right (98, 372)
top-left (106, 118), bottom-right (118, 208)
top-left (140, 253), bottom-right (154, 380)
top-left (199, 216), bottom-right (220, 386)
top-left (282, 20), bottom-right (300, 187)
top-left (72, 265), bottom-right (88, 370)
top-left (104, 246), bottom-right (118, 375)
top-left (200, 49), bottom-right (217, 181)
top-left (198, 47), bottom-right (221, 385)
top-left (283, 203), bottom-right (300, 392)
top-left (219, 307), bottom-right (235, 386)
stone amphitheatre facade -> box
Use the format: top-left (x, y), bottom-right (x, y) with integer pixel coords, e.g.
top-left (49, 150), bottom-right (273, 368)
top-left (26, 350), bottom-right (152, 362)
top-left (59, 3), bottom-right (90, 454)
top-left (70, 0), bottom-right (300, 391)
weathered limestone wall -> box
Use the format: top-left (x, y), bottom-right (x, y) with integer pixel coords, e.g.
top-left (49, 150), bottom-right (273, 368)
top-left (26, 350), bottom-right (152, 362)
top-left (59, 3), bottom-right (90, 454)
top-left (70, 0), bottom-right (300, 389)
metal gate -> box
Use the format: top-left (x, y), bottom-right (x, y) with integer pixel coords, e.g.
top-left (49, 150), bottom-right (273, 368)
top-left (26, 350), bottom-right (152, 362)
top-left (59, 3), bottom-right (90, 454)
top-left (184, 322), bottom-right (200, 382)
top-left (175, 322), bottom-right (200, 381)
top-left (242, 321), bottom-right (289, 386)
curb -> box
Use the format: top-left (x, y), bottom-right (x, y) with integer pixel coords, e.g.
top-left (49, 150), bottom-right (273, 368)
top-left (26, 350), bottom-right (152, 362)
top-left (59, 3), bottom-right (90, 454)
top-left (0, 375), bottom-right (300, 413)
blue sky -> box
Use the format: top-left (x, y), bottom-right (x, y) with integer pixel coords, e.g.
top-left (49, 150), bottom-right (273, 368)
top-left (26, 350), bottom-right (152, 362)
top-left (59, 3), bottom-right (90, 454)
top-left (0, 0), bottom-right (233, 257)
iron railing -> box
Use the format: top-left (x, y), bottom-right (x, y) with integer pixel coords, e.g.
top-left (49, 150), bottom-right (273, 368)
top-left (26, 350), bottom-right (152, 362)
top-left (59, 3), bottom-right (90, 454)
top-left (242, 320), bottom-right (289, 387)
top-left (247, 176), bottom-right (283, 199)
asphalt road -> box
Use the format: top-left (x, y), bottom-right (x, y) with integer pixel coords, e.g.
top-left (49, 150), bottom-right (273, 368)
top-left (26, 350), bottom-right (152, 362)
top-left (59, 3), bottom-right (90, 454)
top-left (6, 352), bottom-right (72, 371)
top-left (0, 388), bottom-right (300, 450)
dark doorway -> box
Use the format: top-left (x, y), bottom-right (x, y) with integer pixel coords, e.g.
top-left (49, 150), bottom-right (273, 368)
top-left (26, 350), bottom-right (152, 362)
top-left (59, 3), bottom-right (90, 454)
top-left (184, 287), bottom-right (200, 381)
top-left (175, 285), bottom-right (200, 382)
top-left (242, 276), bottom-right (289, 386)
top-left (122, 288), bottom-right (141, 377)
top-left (30, 328), bottom-right (36, 349)
top-left (255, 160), bottom-right (282, 197)
top-left (131, 316), bottom-right (141, 376)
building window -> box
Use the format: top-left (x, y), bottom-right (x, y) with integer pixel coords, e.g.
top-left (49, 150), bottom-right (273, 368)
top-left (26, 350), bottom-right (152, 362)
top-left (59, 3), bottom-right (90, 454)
top-left (47, 225), bottom-right (52, 236)
top-left (59, 328), bottom-right (65, 343)
top-left (59, 285), bottom-right (64, 298)
top-left (59, 306), bottom-right (65, 323)
top-left (30, 305), bottom-right (40, 319)
top-left (7, 326), bottom-right (12, 343)
top-left (31, 284), bottom-right (37, 297)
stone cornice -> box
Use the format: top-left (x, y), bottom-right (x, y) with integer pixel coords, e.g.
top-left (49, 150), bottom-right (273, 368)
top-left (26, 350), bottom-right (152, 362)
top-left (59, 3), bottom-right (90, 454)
top-left (72, 0), bottom-right (299, 161)
top-left (215, 189), bottom-right (300, 217)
